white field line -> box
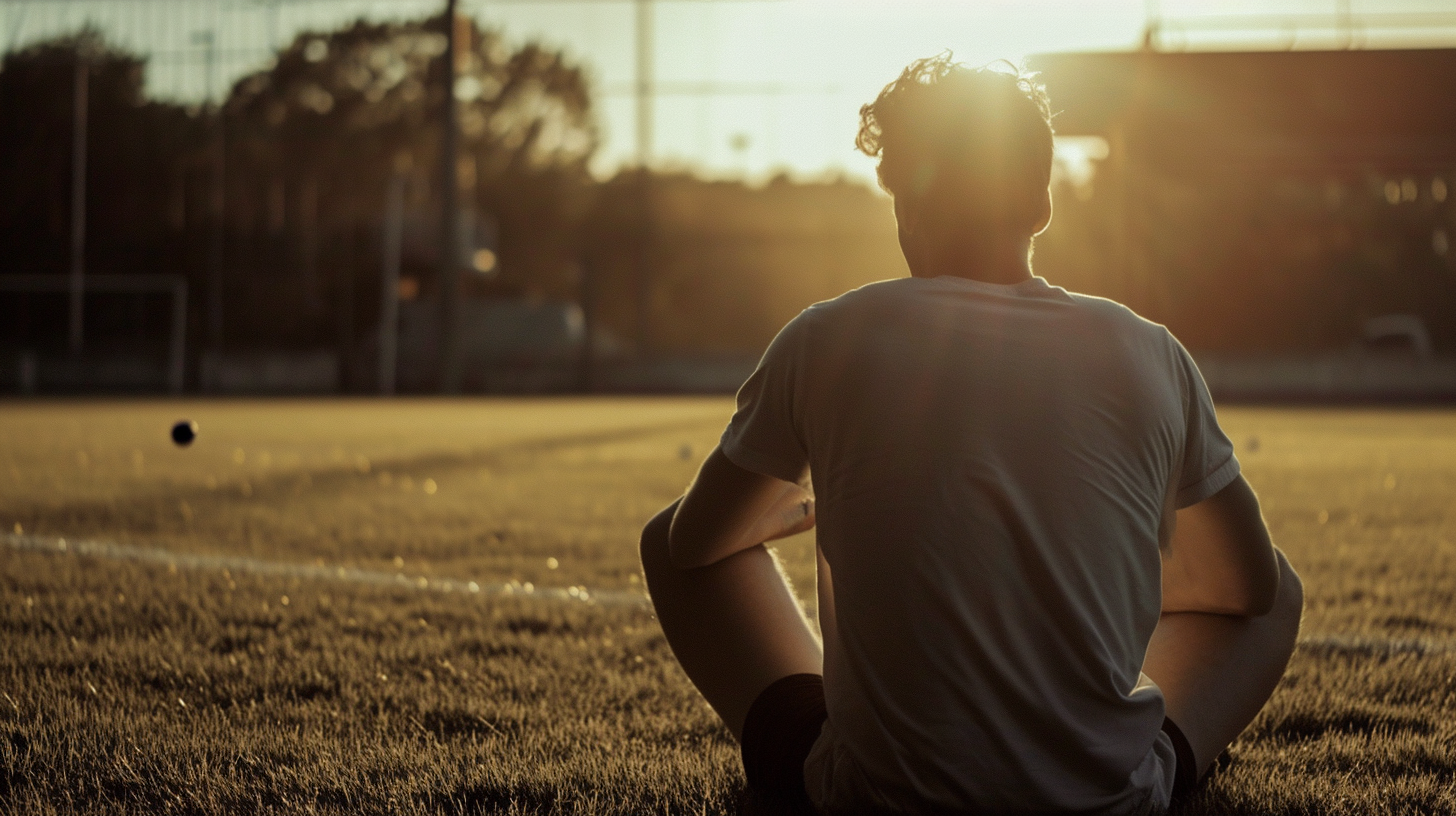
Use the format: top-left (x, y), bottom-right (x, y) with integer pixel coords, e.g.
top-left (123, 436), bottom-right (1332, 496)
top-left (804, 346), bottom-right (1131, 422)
top-left (5, 532), bottom-right (1454, 656)
top-left (2, 532), bottom-right (651, 608)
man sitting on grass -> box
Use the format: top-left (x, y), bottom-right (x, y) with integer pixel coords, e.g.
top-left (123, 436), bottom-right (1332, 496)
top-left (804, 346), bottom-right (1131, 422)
top-left (640, 54), bottom-right (1303, 816)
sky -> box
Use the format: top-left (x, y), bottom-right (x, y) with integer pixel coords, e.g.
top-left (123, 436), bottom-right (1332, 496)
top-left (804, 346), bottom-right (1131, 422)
top-left (4, 0), bottom-right (1456, 181)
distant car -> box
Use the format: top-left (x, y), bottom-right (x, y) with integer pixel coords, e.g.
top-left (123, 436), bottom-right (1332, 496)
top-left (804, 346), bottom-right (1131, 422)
top-left (1359, 315), bottom-right (1433, 359)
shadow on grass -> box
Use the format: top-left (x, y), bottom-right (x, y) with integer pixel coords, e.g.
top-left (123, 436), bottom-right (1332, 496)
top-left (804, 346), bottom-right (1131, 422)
top-left (1254, 707), bottom-right (1433, 742)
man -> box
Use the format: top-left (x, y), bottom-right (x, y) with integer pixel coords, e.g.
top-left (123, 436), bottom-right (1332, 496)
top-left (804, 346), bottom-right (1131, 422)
top-left (640, 55), bottom-right (1303, 815)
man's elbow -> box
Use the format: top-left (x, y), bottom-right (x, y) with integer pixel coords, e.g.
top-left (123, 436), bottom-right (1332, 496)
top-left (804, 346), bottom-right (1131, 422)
top-left (643, 502), bottom-right (730, 571)
top-left (665, 518), bottom-right (727, 570)
top-left (667, 537), bottom-right (707, 570)
top-left (1227, 552), bottom-right (1285, 617)
top-left (1236, 583), bottom-right (1279, 618)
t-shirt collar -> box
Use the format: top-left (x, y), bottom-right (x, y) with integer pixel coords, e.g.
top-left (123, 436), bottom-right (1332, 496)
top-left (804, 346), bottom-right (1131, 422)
top-left (924, 274), bottom-right (1054, 297)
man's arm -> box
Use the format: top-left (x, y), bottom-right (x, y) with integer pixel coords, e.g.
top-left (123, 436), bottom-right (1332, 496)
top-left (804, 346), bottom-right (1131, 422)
top-left (1162, 474), bottom-right (1281, 616)
top-left (669, 446), bottom-right (814, 569)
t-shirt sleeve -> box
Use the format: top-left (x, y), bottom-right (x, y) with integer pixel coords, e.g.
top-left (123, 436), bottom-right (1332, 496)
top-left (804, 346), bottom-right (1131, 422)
top-left (719, 313), bottom-right (811, 483)
top-left (1170, 333), bottom-right (1240, 508)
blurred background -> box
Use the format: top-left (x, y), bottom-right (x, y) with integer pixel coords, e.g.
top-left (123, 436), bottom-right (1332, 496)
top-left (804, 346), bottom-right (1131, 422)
top-left (2, 0), bottom-right (1455, 398)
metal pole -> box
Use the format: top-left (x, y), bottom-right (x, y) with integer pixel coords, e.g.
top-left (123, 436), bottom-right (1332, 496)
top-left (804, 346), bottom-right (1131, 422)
top-left (578, 260), bottom-right (595, 392)
top-left (635, 0), bottom-right (654, 166)
top-left (634, 175), bottom-right (654, 359)
top-left (379, 172), bottom-right (405, 395)
top-left (634, 0), bottom-right (655, 359)
top-left (168, 279), bottom-right (188, 394)
top-left (437, 0), bottom-right (463, 393)
top-left (200, 30), bottom-right (226, 354)
top-left (68, 46), bottom-right (88, 355)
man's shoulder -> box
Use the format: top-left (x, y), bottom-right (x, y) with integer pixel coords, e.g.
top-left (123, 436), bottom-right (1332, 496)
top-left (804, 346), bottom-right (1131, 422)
top-left (1059, 286), bottom-right (1146, 320)
top-left (794, 278), bottom-right (1175, 349)
top-left (1059, 287), bottom-right (1172, 341)
top-left (784, 278), bottom-right (913, 328)
top-left (814, 277), bottom-right (913, 308)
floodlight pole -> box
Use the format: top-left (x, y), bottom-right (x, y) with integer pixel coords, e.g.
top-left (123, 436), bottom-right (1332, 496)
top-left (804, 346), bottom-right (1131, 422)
top-left (198, 29), bottom-right (226, 355)
top-left (633, 0), bottom-right (655, 359)
top-left (635, 0), bottom-right (654, 165)
top-left (426, 0), bottom-right (779, 376)
top-left (68, 44), bottom-right (88, 355)
top-left (438, 0), bottom-right (464, 393)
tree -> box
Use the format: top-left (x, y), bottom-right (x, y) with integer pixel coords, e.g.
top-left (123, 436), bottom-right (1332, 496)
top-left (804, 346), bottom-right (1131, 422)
top-left (0, 31), bottom-right (205, 278)
top-left (224, 15), bottom-right (597, 300)
top-left (0, 31), bottom-right (206, 357)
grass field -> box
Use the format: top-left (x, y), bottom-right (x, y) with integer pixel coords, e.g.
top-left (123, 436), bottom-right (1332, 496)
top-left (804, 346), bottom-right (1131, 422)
top-left (2, 398), bottom-right (1454, 815)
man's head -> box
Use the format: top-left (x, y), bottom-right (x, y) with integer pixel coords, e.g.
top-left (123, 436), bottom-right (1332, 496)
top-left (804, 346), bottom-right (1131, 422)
top-left (857, 55), bottom-right (1054, 268)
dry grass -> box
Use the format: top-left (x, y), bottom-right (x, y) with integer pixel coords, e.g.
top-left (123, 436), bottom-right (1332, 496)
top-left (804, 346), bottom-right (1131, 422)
top-left (1, 399), bottom-right (1454, 815)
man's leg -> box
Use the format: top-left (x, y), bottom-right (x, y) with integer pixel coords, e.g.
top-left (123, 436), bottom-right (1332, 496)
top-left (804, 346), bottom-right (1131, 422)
top-left (640, 500), bottom-right (824, 739)
top-left (1142, 548), bottom-right (1304, 779)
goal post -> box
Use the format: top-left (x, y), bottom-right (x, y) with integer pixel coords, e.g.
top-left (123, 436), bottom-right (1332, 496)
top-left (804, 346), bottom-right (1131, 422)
top-left (0, 274), bottom-right (188, 394)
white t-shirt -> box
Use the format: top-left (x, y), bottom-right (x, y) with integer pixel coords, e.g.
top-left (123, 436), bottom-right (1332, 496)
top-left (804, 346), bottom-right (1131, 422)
top-left (720, 274), bottom-right (1240, 816)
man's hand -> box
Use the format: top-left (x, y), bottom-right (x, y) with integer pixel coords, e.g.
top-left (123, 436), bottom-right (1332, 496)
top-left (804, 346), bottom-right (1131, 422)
top-left (668, 446), bottom-right (814, 569)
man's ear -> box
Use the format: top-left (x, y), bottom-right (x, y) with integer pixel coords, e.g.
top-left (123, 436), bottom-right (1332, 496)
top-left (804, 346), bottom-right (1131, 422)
top-left (1031, 186), bottom-right (1053, 236)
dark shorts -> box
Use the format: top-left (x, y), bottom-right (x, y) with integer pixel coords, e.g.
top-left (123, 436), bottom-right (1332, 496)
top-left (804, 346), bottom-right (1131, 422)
top-left (741, 674), bottom-right (828, 815)
top-left (741, 674), bottom-right (1204, 815)
top-left (1160, 715), bottom-right (1201, 806)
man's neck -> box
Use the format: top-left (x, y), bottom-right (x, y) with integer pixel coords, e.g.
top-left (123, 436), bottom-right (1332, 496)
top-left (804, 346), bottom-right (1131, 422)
top-left (906, 238), bottom-right (1035, 285)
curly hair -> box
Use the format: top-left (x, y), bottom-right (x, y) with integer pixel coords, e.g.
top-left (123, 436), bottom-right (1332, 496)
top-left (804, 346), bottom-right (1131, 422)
top-left (857, 54), bottom-right (1053, 232)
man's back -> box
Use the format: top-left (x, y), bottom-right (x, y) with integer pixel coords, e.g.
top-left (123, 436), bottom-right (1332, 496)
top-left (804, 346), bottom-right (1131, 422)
top-left (722, 274), bottom-right (1237, 813)
top-left (644, 54), bottom-right (1298, 816)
